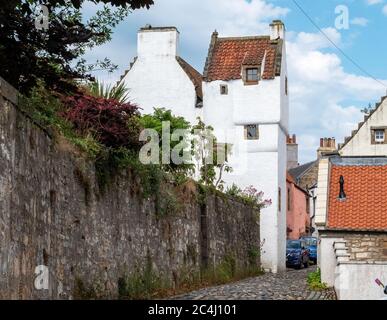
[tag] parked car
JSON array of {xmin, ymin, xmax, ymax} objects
[
  {"xmin": 286, "ymin": 240, "xmax": 310, "ymax": 269},
  {"xmin": 300, "ymin": 236, "xmax": 318, "ymax": 264}
]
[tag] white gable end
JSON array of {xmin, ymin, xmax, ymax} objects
[{"xmin": 340, "ymin": 96, "xmax": 387, "ymax": 156}]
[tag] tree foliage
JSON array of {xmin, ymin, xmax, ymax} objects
[
  {"xmin": 0, "ymin": 0, "xmax": 154, "ymax": 94},
  {"xmin": 87, "ymin": 80, "xmax": 130, "ymax": 103},
  {"xmin": 191, "ymin": 117, "xmax": 232, "ymax": 189},
  {"xmin": 62, "ymin": 94, "xmax": 142, "ymax": 149},
  {"xmin": 139, "ymin": 108, "xmax": 193, "ymax": 174}
]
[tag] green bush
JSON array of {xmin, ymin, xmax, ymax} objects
[
  {"xmin": 118, "ymin": 255, "xmax": 166, "ymax": 300},
  {"xmin": 19, "ymin": 85, "xmax": 103, "ymax": 159},
  {"xmin": 307, "ymin": 268, "xmax": 328, "ymax": 290}
]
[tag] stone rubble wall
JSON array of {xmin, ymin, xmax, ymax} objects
[
  {"xmin": 345, "ymin": 234, "xmax": 387, "ymax": 262},
  {"xmin": 0, "ymin": 77, "xmax": 260, "ymax": 299}
]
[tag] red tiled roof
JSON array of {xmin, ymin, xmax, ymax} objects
[
  {"xmin": 204, "ymin": 36, "xmax": 282, "ymax": 82},
  {"xmin": 327, "ymin": 165, "xmax": 387, "ymax": 231}
]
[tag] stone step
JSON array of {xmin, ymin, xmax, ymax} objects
[
  {"xmin": 333, "ymin": 241, "xmax": 347, "ymax": 249},
  {"xmin": 335, "ymin": 249, "xmax": 349, "ymax": 256},
  {"xmin": 337, "ymin": 256, "xmax": 350, "ymax": 263}
]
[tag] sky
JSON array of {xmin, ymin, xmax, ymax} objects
[{"xmin": 83, "ymin": 0, "xmax": 387, "ymax": 163}]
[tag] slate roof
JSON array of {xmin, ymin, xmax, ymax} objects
[
  {"xmin": 327, "ymin": 157, "xmax": 387, "ymax": 232},
  {"xmin": 288, "ymin": 161, "xmax": 317, "ymax": 182},
  {"xmin": 203, "ymin": 32, "xmax": 283, "ymax": 82}
]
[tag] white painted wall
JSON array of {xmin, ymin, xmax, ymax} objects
[
  {"xmin": 315, "ymin": 159, "xmax": 329, "ymax": 226},
  {"xmin": 335, "ymin": 263, "xmax": 387, "ymax": 300},
  {"xmin": 340, "ymin": 98, "xmax": 387, "ymax": 156},
  {"xmin": 202, "ymin": 47, "xmax": 288, "ymax": 273},
  {"xmin": 122, "ymin": 28, "xmax": 200, "ymax": 121},
  {"xmin": 319, "ymin": 236, "xmax": 342, "ymax": 286}
]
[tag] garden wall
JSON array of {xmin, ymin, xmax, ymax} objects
[{"xmin": 0, "ymin": 77, "xmax": 260, "ymax": 299}]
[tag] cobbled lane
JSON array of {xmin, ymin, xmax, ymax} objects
[{"xmin": 171, "ymin": 266, "xmax": 336, "ymax": 300}]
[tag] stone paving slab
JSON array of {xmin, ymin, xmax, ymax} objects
[{"xmin": 171, "ymin": 266, "xmax": 336, "ymax": 300}]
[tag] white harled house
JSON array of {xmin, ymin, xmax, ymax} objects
[{"xmin": 121, "ymin": 21, "xmax": 289, "ymax": 273}]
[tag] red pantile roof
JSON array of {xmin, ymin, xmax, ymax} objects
[
  {"xmin": 327, "ymin": 164, "xmax": 387, "ymax": 231},
  {"xmin": 203, "ymin": 34, "xmax": 283, "ymax": 82}
]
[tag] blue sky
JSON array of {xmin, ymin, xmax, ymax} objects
[
  {"xmin": 283, "ymin": 0, "xmax": 387, "ymax": 79},
  {"xmin": 84, "ymin": 0, "xmax": 387, "ymax": 163}
]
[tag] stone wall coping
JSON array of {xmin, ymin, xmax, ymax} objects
[
  {"xmin": 338, "ymin": 260, "xmax": 387, "ymax": 266},
  {"xmin": 0, "ymin": 76, "xmax": 18, "ymax": 105}
]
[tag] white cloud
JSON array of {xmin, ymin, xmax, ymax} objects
[
  {"xmin": 366, "ymin": 0, "xmax": 383, "ymax": 5},
  {"xmin": 383, "ymin": 4, "xmax": 387, "ymax": 15},
  {"xmin": 82, "ymin": 0, "xmax": 387, "ymax": 163},
  {"xmin": 291, "ymin": 27, "xmax": 341, "ymax": 51},
  {"xmin": 350, "ymin": 17, "xmax": 369, "ymax": 26}
]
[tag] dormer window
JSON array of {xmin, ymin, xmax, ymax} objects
[
  {"xmin": 246, "ymin": 68, "xmax": 259, "ymax": 82},
  {"xmin": 242, "ymin": 66, "xmax": 261, "ymax": 85}
]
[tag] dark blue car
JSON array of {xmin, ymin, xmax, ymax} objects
[
  {"xmin": 286, "ymin": 240, "xmax": 309, "ymax": 269},
  {"xmin": 300, "ymin": 236, "xmax": 318, "ymax": 264}
]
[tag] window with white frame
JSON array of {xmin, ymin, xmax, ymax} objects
[{"xmin": 374, "ymin": 129, "xmax": 385, "ymax": 143}]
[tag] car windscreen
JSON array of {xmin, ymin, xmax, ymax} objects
[
  {"xmin": 287, "ymin": 241, "xmax": 301, "ymax": 249},
  {"xmin": 303, "ymin": 238, "xmax": 317, "ymax": 246}
]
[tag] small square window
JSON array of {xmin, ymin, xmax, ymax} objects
[
  {"xmin": 246, "ymin": 68, "xmax": 259, "ymax": 82},
  {"xmin": 245, "ymin": 124, "xmax": 259, "ymax": 140},
  {"xmin": 220, "ymin": 84, "xmax": 228, "ymax": 95},
  {"xmin": 375, "ymin": 130, "xmax": 385, "ymax": 143}
]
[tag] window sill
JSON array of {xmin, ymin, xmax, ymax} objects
[{"xmin": 243, "ymin": 81, "xmax": 259, "ymax": 86}]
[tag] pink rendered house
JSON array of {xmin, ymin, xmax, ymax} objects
[{"xmin": 286, "ymin": 173, "xmax": 310, "ymax": 240}]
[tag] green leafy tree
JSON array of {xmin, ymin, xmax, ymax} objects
[
  {"xmin": 139, "ymin": 108, "xmax": 194, "ymax": 175},
  {"xmin": 0, "ymin": 0, "xmax": 154, "ymax": 94},
  {"xmin": 191, "ymin": 117, "xmax": 232, "ymax": 189}
]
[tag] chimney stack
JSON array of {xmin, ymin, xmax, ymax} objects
[
  {"xmin": 270, "ymin": 20, "xmax": 285, "ymax": 40},
  {"xmin": 138, "ymin": 26, "xmax": 179, "ymax": 59},
  {"xmin": 317, "ymin": 137, "xmax": 337, "ymax": 158},
  {"xmin": 287, "ymin": 134, "xmax": 298, "ymax": 169}
]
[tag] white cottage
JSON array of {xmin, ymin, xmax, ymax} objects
[
  {"xmin": 120, "ymin": 26, "xmax": 203, "ymax": 121},
  {"xmin": 122, "ymin": 21, "xmax": 289, "ymax": 273}
]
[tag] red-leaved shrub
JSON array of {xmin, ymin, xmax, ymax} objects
[{"xmin": 63, "ymin": 95, "xmax": 142, "ymax": 149}]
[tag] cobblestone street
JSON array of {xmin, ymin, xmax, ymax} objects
[{"xmin": 172, "ymin": 266, "xmax": 336, "ymax": 300}]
